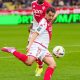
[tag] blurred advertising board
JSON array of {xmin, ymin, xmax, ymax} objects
[{"xmin": 0, "ymin": 7, "xmax": 80, "ymax": 24}]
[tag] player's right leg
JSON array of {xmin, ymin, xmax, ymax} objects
[
  {"xmin": 43, "ymin": 53, "xmax": 56, "ymax": 80},
  {"xmin": 1, "ymin": 47, "xmax": 36, "ymax": 66}
]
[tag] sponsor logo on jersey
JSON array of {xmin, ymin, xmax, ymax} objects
[{"xmin": 33, "ymin": 9, "xmax": 43, "ymax": 14}]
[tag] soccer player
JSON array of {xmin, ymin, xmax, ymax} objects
[
  {"xmin": 28, "ymin": 0, "xmax": 52, "ymax": 76},
  {"xmin": 1, "ymin": 7, "xmax": 57, "ymax": 80}
]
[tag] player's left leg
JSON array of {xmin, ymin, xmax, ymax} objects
[
  {"xmin": 43, "ymin": 54, "xmax": 56, "ymax": 80},
  {"xmin": 1, "ymin": 47, "xmax": 36, "ymax": 66}
]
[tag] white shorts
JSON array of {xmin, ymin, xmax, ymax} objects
[{"xmin": 27, "ymin": 42, "xmax": 52, "ymax": 61}]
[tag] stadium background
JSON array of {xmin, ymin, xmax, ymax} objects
[{"xmin": 0, "ymin": 0, "xmax": 80, "ymax": 80}]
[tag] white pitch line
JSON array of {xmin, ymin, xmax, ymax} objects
[
  {"xmin": 66, "ymin": 51, "xmax": 80, "ymax": 53},
  {"xmin": 64, "ymin": 45, "xmax": 80, "ymax": 47}
]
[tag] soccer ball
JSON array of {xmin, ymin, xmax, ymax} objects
[{"xmin": 53, "ymin": 46, "xmax": 65, "ymax": 58}]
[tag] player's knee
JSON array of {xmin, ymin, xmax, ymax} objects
[
  {"xmin": 50, "ymin": 64, "xmax": 56, "ymax": 69},
  {"xmin": 53, "ymin": 60, "xmax": 56, "ymax": 68},
  {"xmin": 53, "ymin": 63, "xmax": 56, "ymax": 68},
  {"xmin": 49, "ymin": 62, "xmax": 56, "ymax": 68},
  {"xmin": 27, "ymin": 63, "xmax": 32, "ymax": 66},
  {"xmin": 25, "ymin": 62, "xmax": 33, "ymax": 66}
]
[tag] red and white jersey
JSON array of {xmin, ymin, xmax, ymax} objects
[
  {"xmin": 31, "ymin": 0, "xmax": 51, "ymax": 30},
  {"xmin": 34, "ymin": 18, "xmax": 52, "ymax": 48}
]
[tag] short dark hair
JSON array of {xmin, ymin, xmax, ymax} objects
[{"xmin": 46, "ymin": 7, "xmax": 56, "ymax": 14}]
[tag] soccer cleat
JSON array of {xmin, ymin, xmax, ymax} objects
[
  {"xmin": 1, "ymin": 47, "xmax": 16, "ymax": 53},
  {"xmin": 35, "ymin": 64, "xmax": 43, "ymax": 77}
]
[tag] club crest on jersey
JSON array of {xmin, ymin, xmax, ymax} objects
[{"xmin": 42, "ymin": 6, "xmax": 45, "ymax": 10}]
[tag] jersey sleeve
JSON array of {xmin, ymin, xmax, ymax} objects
[{"xmin": 35, "ymin": 19, "xmax": 47, "ymax": 34}]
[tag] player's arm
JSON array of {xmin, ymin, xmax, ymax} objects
[
  {"xmin": 26, "ymin": 32, "xmax": 39, "ymax": 51},
  {"xmin": 53, "ymin": 11, "xmax": 59, "ymax": 21},
  {"xmin": 26, "ymin": 19, "xmax": 47, "ymax": 52}
]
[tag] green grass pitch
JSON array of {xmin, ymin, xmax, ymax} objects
[{"xmin": 0, "ymin": 23, "xmax": 80, "ymax": 80}]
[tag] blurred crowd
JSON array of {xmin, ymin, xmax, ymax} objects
[
  {"xmin": 0, "ymin": 0, "xmax": 80, "ymax": 10},
  {"xmin": 51, "ymin": 0, "xmax": 80, "ymax": 7},
  {"xmin": 0, "ymin": 0, "xmax": 35, "ymax": 10}
]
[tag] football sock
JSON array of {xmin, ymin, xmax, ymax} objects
[
  {"xmin": 13, "ymin": 51, "xmax": 28, "ymax": 63},
  {"xmin": 44, "ymin": 67, "xmax": 54, "ymax": 80},
  {"xmin": 36, "ymin": 59, "xmax": 43, "ymax": 68}
]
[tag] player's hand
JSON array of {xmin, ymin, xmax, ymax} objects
[
  {"xmin": 28, "ymin": 24, "xmax": 33, "ymax": 32},
  {"xmin": 53, "ymin": 11, "xmax": 59, "ymax": 21},
  {"xmin": 26, "ymin": 48, "xmax": 29, "ymax": 52},
  {"xmin": 26, "ymin": 45, "xmax": 30, "ymax": 52}
]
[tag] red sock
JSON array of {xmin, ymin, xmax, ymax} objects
[
  {"xmin": 13, "ymin": 51, "xmax": 28, "ymax": 63},
  {"xmin": 36, "ymin": 59, "xmax": 43, "ymax": 68},
  {"xmin": 44, "ymin": 67, "xmax": 54, "ymax": 80}
]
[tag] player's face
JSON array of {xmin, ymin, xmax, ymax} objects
[
  {"xmin": 37, "ymin": 0, "xmax": 44, "ymax": 4},
  {"xmin": 45, "ymin": 11, "xmax": 55, "ymax": 22}
]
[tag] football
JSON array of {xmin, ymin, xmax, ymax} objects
[{"xmin": 53, "ymin": 46, "xmax": 65, "ymax": 58}]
